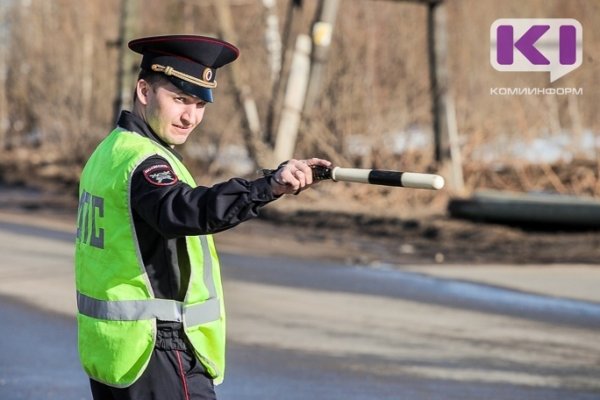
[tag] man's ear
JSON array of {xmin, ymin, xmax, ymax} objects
[{"xmin": 136, "ymin": 80, "xmax": 151, "ymax": 105}]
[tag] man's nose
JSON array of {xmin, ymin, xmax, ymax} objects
[{"xmin": 181, "ymin": 106, "xmax": 195, "ymax": 125}]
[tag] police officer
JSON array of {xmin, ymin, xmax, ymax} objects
[{"xmin": 75, "ymin": 35, "xmax": 331, "ymax": 400}]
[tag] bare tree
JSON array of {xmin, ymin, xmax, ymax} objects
[{"xmin": 1, "ymin": 0, "xmax": 599, "ymax": 212}]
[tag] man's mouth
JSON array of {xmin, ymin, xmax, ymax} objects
[{"xmin": 173, "ymin": 124, "xmax": 192, "ymax": 132}]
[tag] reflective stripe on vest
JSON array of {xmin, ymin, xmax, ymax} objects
[
  {"xmin": 77, "ymin": 232, "xmax": 219, "ymax": 326},
  {"xmin": 77, "ymin": 292, "xmax": 220, "ymax": 326}
]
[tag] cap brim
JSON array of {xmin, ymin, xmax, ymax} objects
[{"xmin": 168, "ymin": 76, "xmax": 213, "ymax": 103}]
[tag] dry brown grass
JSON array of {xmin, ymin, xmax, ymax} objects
[{"xmin": 1, "ymin": 0, "xmax": 598, "ymax": 216}]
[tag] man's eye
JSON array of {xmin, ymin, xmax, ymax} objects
[{"xmin": 175, "ymin": 97, "xmax": 185, "ymax": 102}]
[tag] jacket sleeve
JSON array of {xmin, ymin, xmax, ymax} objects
[{"xmin": 130, "ymin": 155, "xmax": 279, "ymax": 237}]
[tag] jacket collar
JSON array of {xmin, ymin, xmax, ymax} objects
[{"xmin": 116, "ymin": 110, "xmax": 183, "ymax": 160}]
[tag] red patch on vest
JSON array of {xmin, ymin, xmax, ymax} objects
[{"xmin": 143, "ymin": 164, "xmax": 179, "ymax": 186}]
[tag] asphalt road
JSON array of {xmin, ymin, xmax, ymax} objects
[{"xmin": 0, "ymin": 218, "xmax": 599, "ymax": 399}]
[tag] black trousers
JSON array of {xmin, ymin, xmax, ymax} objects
[{"xmin": 89, "ymin": 324, "xmax": 216, "ymax": 400}]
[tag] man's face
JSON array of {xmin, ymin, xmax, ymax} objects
[{"xmin": 137, "ymin": 79, "xmax": 207, "ymax": 146}]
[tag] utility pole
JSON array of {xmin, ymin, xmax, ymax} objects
[
  {"xmin": 0, "ymin": 2, "xmax": 7, "ymax": 149},
  {"xmin": 427, "ymin": 0, "xmax": 464, "ymax": 192},
  {"xmin": 427, "ymin": 0, "xmax": 449, "ymax": 164},
  {"xmin": 114, "ymin": 0, "xmax": 137, "ymax": 124},
  {"xmin": 303, "ymin": 0, "xmax": 340, "ymax": 113},
  {"xmin": 274, "ymin": 34, "xmax": 312, "ymax": 162},
  {"xmin": 265, "ymin": 0, "xmax": 303, "ymax": 146}
]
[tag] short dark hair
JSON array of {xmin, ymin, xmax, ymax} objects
[{"xmin": 132, "ymin": 69, "xmax": 168, "ymax": 102}]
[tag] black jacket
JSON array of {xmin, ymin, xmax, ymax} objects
[{"xmin": 117, "ymin": 111, "xmax": 278, "ymax": 302}]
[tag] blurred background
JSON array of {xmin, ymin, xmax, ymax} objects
[
  {"xmin": 1, "ymin": 2, "xmax": 600, "ymax": 399},
  {"xmin": 1, "ymin": 0, "xmax": 598, "ymax": 218}
]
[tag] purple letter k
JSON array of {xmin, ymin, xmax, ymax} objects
[{"xmin": 497, "ymin": 25, "xmax": 550, "ymax": 65}]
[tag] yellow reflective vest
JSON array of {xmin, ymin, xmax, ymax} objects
[{"xmin": 75, "ymin": 128, "xmax": 226, "ymax": 387}]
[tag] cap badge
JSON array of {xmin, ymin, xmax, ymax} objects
[{"xmin": 203, "ymin": 68, "xmax": 213, "ymax": 82}]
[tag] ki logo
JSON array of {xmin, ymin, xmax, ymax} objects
[{"xmin": 490, "ymin": 19, "xmax": 582, "ymax": 83}]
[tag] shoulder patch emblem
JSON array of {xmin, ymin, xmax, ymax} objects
[{"xmin": 143, "ymin": 164, "xmax": 179, "ymax": 186}]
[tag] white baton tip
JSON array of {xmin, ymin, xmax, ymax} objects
[
  {"xmin": 432, "ymin": 175, "xmax": 445, "ymax": 190},
  {"xmin": 401, "ymin": 172, "xmax": 445, "ymax": 189}
]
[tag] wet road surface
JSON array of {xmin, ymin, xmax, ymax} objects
[
  {"xmin": 0, "ymin": 219, "xmax": 599, "ymax": 399},
  {"xmin": 2, "ymin": 296, "xmax": 599, "ymax": 400}
]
